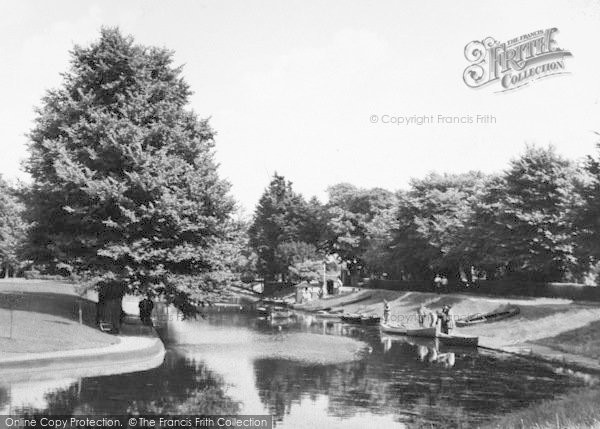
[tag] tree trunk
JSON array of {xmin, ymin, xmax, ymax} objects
[{"xmin": 96, "ymin": 283, "xmax": 125, "ymax": 333}]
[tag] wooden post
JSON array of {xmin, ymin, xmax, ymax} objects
[
  {"xmin": 78, "ymin": 300, "xmax": 83, "ymax": 324},
  {"xmin": 9, "ymin": 305, "xmax": 13, "ymax": 339},
  {"xmin": 322, "ymin": 262, "xmax": 327, "ymax": 296}
]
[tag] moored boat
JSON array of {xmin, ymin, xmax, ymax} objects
[
  {"xmin": 314, "ymin": 309, "xmax": 343, "ymax": 319},
  {"xmin": 405, "ymin": 326, "xmax": 438, "ymax": 338},
  {"xmin": 380, "ymin": 322, "xmax": 479, "ymax": 346},
  {"xmin": 340, "ymin": 313, "xmax": 381, "ymax": 325},
  {"xmin": 437, "ymin": 333, "xmax": 479, "ymax": 347},
  {"xmin": 360, "ymin": 315, "xmax": 381, "ymax": 325},
  {"xmin": 380, "ymin": 322, "xmax": 407, "ymax": 335},
  {"xmin": 256, "ymin": 306, "xmax": 270, "ymax": 316},
  {"xmin": 456, "ymin": 304, "xmax": 520, "ymax": 327},
  {"xmin": 269, "ymin": 308, "xmax": 294, "ymax": 319},
  {"xmin": 339, "ymin": 313, "xmax": 362, "ymax": 324}
]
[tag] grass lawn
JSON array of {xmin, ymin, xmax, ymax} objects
[
  {"xmin": 485, "ymin": 387, "xmax": 600, "ymax": 429},
  {"xmin": 535, "ymin": 320, "xmax": 600, "ymax": 361},
  {"xmin": 0, "ymin": 279, "xmax": 117, "ymax": 355}
]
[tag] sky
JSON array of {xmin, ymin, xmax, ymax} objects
[{"xmin": 0, "ymin": 0, "xmax": 599, "ymax": 212}]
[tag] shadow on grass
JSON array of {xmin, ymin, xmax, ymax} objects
[
  {"xmin": 0, "ymin": 291, "xmax": 98, "ymax": 328},
  {"xmin": 535, "ymin": 320, "xmax": 600, "ymax": 360}
]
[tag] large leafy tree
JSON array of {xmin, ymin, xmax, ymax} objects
[
  {"xmin": 25, "ymin": 28, "xmax": 234, "ymax": 313},
  {"xmin": 469, "ymin": 146, "xmax": 579, "ymax": 281},
  {"xmin": 574, "ymin": 137, "xmax": 600, "ymax": 269},
  {"xmin": 324, "ymin": 183, "xmax": 396, "ymax": 277},
  {"xmin": 275, "ymin": 241, "xmax": 322, "ymax": 283},
  {"xmin": 385, "ymin": 172, "xmax": 489, "ymax": 281},
  {"xmin": 248, "ymin": 174, "xmax": 323, "ymax": 281},
  {"xmin": 0, "ymin": 178, "xmax": 28, "ymax": 277}
]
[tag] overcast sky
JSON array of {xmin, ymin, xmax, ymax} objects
[{"xmin": 1, "ymin": 0, "xmax": 599, "ymax": 212}]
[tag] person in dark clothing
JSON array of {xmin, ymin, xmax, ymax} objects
[
  {"xmin": 138, "ymin": 297, "xmax": 154, "ymax": 326},
  {"xmin": 439, "ymin": 305, "xmax": 454, "ymax": 334}
]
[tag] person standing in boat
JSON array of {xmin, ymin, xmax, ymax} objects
[
  {"xmin": 447, "ymin": 305, "xmax": 456, "ymax": 333},
  {"xmin": 418, "ymin": 304, "xmax": 436, "ymax": 327},
  {"xmin": 418, "ymin": 304, "xmax": 427, "ymax": 327},
  {"xmin": 383, "ymin": 300, "xmax": 391, "ymax": 324},
  {"xmin": 440, "ymin": 305, "xmax": 455, "ymax": 334}
]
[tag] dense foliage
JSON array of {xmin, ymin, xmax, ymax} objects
[
  {"xmin": 25, "ymin": 28, "xmax": 235, "ymax": 313},
  {"xmin": 248, "ymin": 174, "xmax": 325, "ymax": 281},
  {"xmin": 250, "ymin": 145, "xmax": 597, "ymax": 285},
  {"xmin": 0, "ymin": 177, "xmax": 28, "ymax": 277}
]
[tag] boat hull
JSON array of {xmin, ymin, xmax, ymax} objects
[
  {"xmin": 456, "ymin": 305, "xmax": 520, "ymax": 327},
  {"xmin": 380, "ymin": 323, "xmax": 407, "ymax": 335},
  {"xmin": 314, "ymin": 310, "xmax": 343, "ymax": 319},
  {"xmin": 380, "ymin": 324, "xmax": 479, "ymax": 347},
  {"xmin": 270, "ymin": 311, "xmax": 294, "ymax": 319},
  {"xmin": 340, "ymin": 314, "xmax": 381, "ymax": 325},
  {"xmin": 405, "ymin": 326, "xmax": 438, "ymax": 338},
  {"xmin": 437, "ymin": 333, "xmax": 479, "ymax": 347}
]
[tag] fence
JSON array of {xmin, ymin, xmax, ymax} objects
[{"xmin": 366, "ymin": 279, "xmax": 600, "ymax": 301}]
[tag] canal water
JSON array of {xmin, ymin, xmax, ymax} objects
[{"xmin": 0, "ymin": 310, "xmax": 586, "ymax": 428}]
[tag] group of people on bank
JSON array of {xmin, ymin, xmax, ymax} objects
[
  {"xmin": 418, "ymin": 303, "xmax": 455, "ymax": 334},
  {"xmin": 382, "ymin": 300, "xmax": 456, "ymax": 334},
  {"xmin": 433, "ymin": 274, "xmax": 449, "ymax": 293}
]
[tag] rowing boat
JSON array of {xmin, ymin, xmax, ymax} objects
[
  {"xmin": 380, "ymin": 323, "xmax": 479, "ymax": 347},
  {"xmin": 380, "ymin": 323, "xmax": 437, "ymax": 337},
  {"xmin": 340, "ymin": 314, "xmax": 381, "ymax": 325},
  {"xmin": 270, "ymin": 309, "xmax": 294, "ymax": 319},
  {"xmin": 360, "ymin": 315, "xmax": 382, "ymax": 325},
  {"xmin": 437, "ymin": 332, "xmax": 479, "ymax": 347},
  {"xmin": 405, "ymin": 326, "xmax": 438, "ymax": 338},
  {"xmin": 314, "ymin": 309, "xmax": 343, "ymax": 319},
  {"xmin": 456, "ymin": 304, "xmax": 520, "ymax": 327},
  {"xmin": 380, "ymin": 322, "xmax": 407, "ymax": 335}
]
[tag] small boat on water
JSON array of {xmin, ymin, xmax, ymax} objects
[
  {"xmin": 269, "ymin": 307, "xmax": 295, "ymax": 319},
  {"xmin": 360, "ymin": 315, "xmax": 382, "ymax": 325},
  {"xmin": 340, "ymin": 313, "xmax": 381, "ymax": 325},
  {"xmin": 437, "ymin": 332, "xmax": 479, "ymax": 347},
  {"xmin": 380, "ymin": 322, "xmax": 407, "ymax": 335},
  {"xmin": 340, "ymin": 313, "xmax": 362, "ymax": 324},
  {"xmin": 380, "ymin": 322, "xmax": 479, "ymax": 347},
  {"xmin": 456, "ymin": 304, "xmax": 520, "ymax": 327},
  {"xmin": 270, "ymin": 310, "xmax": 294, "ymax": 319},
  {"xmin": 256, "ymin": 306, "xmax": 270, "ymax": 316},
  {"xmin": 314, "ymin": 309, "xmax": 343, "ymax": 319},
  {"xmin": 405, "ymin": 326, "xmax": 438, "ymax": 338}
]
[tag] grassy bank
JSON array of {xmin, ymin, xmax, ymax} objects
[
  {"xmin": 535, "ymin": 320, "xmax": 600, "ymax": 361},
  {"xmin": 309, "ymin": 289, "xmax": 600, "ymax": 351},
  {"xmin": 484, "ymin": 387, "xmax": 600, "ymax": 429},
  {"xmin": 0, "ymin": 279, "xmax": 117, "ymax": 356}
]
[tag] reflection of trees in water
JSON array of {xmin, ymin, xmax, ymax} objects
[
  {"xmin": 12, "ymin": 350, "xmax": 240, "ymax": 416},
  {"xmin": 253, "ymin": 342, "xmax": 584, "ymax": 428},
  {"xmin": 253, "ymin": 359, "xmax": 363, "ymax": 421}
]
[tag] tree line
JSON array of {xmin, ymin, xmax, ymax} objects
[
  {"xmin": 247, "ymin": 145, "xmax": 600, "ymax": 286},
  {"xmin": 0, "ymin": 28, "xmax": 599, "ymax": 317}
]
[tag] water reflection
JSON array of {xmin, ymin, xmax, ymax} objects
[
  {"xmin": 0, "ymin": 311, "xmax": 586, "ymax": 428},
  {"xmin": 1, "ymin": 351, "xmax": 240, "ymax": 416}
]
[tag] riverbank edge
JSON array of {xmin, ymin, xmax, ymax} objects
[
  {"xmin": 479, "ymin": 344, "xmax": 600, "ymax": 377},
  {"xmin": 0, "ymin": 333, "xmax": 166, "ymax": 369},
  {"xmin": 290, "ymin": 288, "xmax": 600, "ymax": 374}
]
